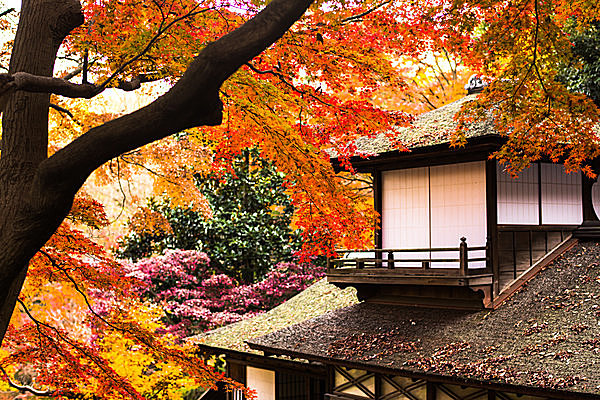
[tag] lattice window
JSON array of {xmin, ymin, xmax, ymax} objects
[
  {"xmin": 333, "ymin": 367, "xmax": 376, "ymax": 399},
  {"xmin": 435, "ymin": 383, "xmax": 488, "ymax": 400},
  {"xmin": 380, "ymin": 375, "xmax": 427, "ymax": 400}
]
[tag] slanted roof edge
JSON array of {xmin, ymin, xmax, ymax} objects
[{"xmin": 246, "ymin": 341, "xmax": 598, "ymax": 400}]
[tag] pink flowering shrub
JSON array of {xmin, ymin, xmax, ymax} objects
[{"xmin": 127, "ymin": 250, "xmax": 324, "ymax": 336}]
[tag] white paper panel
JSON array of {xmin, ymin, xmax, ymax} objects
[
  {"xmin": 497, "ymin": 163, "xmax": 539, "ymax": 225},
  {"xmin": 592, "ymin": 182, "xmax": 600, "ymax": 219},
  {"xmin": 246, "ymin": 367, "xmax": 275, "ymax": 400},
  {"xmin": 382, "ymin": 168, "xmax": 430, "ymax": 266},
  {"xmin": 430, "ymin": 162, "xmax": 487, "ymax": 268},
  {"xmin": 541, "ymin": 164, "xmax": 582, "ymax": 225}
]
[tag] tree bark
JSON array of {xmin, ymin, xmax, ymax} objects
[
  {"xmin": 0, "ymin": 0, "xmax": 83, "ymax": 343},
  {"xmin": 0, "ymin": 0, "xmax": 314, "ymax": 345}
]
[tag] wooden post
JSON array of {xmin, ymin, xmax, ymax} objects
[
  {"xmin": 387, "ymin": 251, "xmax": 395, "ymax": 269},
  {"xmin": 485, "ymin": 237, "xmax": 491, "ymax": 273},
  {"xmin": 459, "ymin": 237, "xmax": 468, "ymax": 276},
  {"xmin": 486, "ymin": 159, "xmax": 500, "ymax": 297},
  {"xmin": 375, "ymin": 249, "xmax": 382, "ymax": 268},
  {"xmin": 356, "ymin": 259, "xmax": 364, "ymax": 269},
  {"xmin": 574, "ymin": 161, "xmax": 600, "ymax": 239},
  {"xmin": 426, "ymin": 382, "xmax": 436, "ymax": 400}
]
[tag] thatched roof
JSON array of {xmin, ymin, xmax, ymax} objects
[
  {"xmin": 249, "ymin": 241, "xmax": 600, "ymax": 396},
  {"xmin": 190, "ymin": 279, "xmax": 359, "ymax": 354},
  {"xmin": 352, "ymin": 94, "xmax": 496, "ymax": 156}
]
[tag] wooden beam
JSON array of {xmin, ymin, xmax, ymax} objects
[
  {"xmin": 486, "ymin": 159, "xmax": 499, "ymax": 297},
  {"xmin": 373, "ymin": 169, "xmax": 383, "ymax": 250},
  {"xmin": 331, "ymin": 136, "xmax": 505, "ymax": 173}
]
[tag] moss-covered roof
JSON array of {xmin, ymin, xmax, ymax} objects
[
  {"xmin": 353, "ymin": 94, "xmax": 496, "ymax": 156},
  {"xmin": 190, "ymin": 279, "xmax": 359, "ymax": 354},
  {"xmin": 249, "ymin": 242, "xmax": 600, "ymax": 396}
]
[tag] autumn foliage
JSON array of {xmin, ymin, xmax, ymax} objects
[
  {"xmin": 1, "ymin": 196, "xmax": 245, "ymax": 399},
  {"xmin": 2, "ymin": 0, "xmax": 600, "ymax": 396}
]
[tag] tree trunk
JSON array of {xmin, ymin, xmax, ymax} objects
[
  {"xmin": 0, "ymin": 0, "xmax": 84, "ymax": 343},
  {"xmin": 0, "ymin": 0, "xmax": 314, "ymax": 347}
]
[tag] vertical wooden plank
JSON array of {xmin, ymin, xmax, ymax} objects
[
  {"xmin": 373, "ymin": 169, "xmax": 383, "ymax": 250},
  {"xmin": 387, "ymin": 251, "xmax": 395, "ymax": 269},
  {"xmin": 581, "ymin": 171, "xmax": 599, "ymax": 222},
  {"xmin": 275, "ymin": 370, "xmax": 280, "ymax": 400},
  {"xmin": 538, "ymin": 162, "xmax": 543, "ymax": 226},
  {"xmin": 374, "ymin": 374, "xmax": 381, "ymax": 400},
  {"xmin": 327, "ymin": 366, "xmax": 335, "ymax": 396},
  {"xmin": 486, "ymin": 159, "xmax": 499, "ymax": 295},
  {"xmin": 426, "ymin": 381, "xmax": 436, "ymax": 400}
]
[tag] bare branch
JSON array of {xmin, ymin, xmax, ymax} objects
[
  {"xmin": 341, "ymin": 0, "xmax": 391, "ymax": 23},
  {"xmin": 2, "ymin": 72, "xmax": 98, "ymax": 98},
  {"xmin": 0, "ymin": 72, "xmax": 160, "ymax": 106},
  {"xmin": 245, "ymin": 61, "xmax": 305, "ymax": 94},
  {"xmin": 61, "ymin": 65, "xmax": 83, "ymax": 81},
  {"xmin": 0, "ymin": 8, "xmax": 14, "ymax": 18},
  {"xmin": 49, "ymin": 103, "xmax": 75, "ymax": 119}
]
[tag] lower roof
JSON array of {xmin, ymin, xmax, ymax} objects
[
  {"xmin": 249, "ymin": 241, "xmax": 600, "ymax": 397},
  {"xmin": 190, "ymin": 279, "xmax": 359, "ymax": 354}
]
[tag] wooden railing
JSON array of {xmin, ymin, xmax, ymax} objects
[{"xmin": 327, "ymin": 237, "xmax": 490, "ymax": 276}]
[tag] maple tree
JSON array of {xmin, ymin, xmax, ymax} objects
[
  {"xmin": 0, "ymin": 0, "xmax": 406, "ymax": 348},
  {"xmin": 0, "ymin": 0, "xmax": 407, "ymax": 394},
  {"xmin": 0, "ymin": 0, "xmax": 599, "ymax": 395},
  {"xmin": 1, "ymin": 196, "xmax": 241, "ymax": 398}
]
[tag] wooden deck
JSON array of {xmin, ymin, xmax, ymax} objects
[
  {"xmin": 326, "ymin": 231, "xmax": 575, "ymax": 309},
  {"xmin": 327, "ymin": 239, "xmax": 490, "ymax": 287}
]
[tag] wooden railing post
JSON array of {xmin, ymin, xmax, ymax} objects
[
  {"xmin": 356, "ymin": 259, "xmax": 364, "ymax": 269},
  {"xmin": 485, "ymin": 237, "xmax": 491, "ymax": 272},
  {"xmin": 459, "ymin": 237, "xmax": 468, "ymax": 276},
  {"xmin": 387, "ymin": 251, "xmax": 395, "ymax": 269},
  {"xmin": 375, "ymin": 249, "xmax": 382, "ymax": 268}
]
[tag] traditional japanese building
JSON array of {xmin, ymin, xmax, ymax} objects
[{"xmin": 196, "ymin": 87, "xmax": 600, "ymax": 400}]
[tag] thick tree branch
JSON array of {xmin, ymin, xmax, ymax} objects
[
  {"xmin": 0, "ymin": 72, "xmax": 158, "ymax": 105},
  {"xmin": 38, "ymin": 0, "xmax": 315, "ymax": 198}
]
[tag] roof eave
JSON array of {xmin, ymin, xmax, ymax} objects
[
  {"xmin": 331, "ymin": 134, "xmax": 506, "ymax": 173},
  {"xmin": 246, "ymin": 340, "xmax": 598, "ymax": 400}
]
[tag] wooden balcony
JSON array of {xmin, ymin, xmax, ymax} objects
[{"xmin": 327, "ymin": 238, "xmax": 493, "ymax": 289}]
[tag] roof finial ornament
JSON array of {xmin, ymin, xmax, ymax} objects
[{"xmin": 464, "ymin": 74, "xmax": 487, "ymax": 94}]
